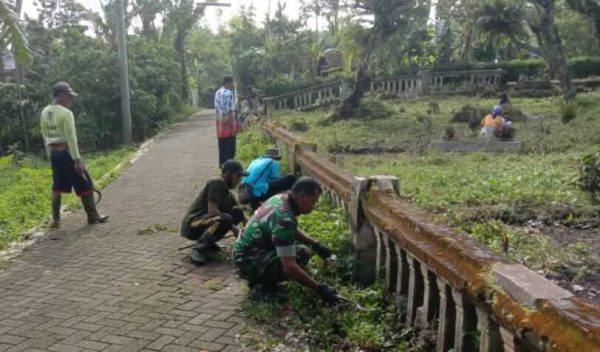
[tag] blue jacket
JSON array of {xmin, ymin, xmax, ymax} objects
[{"xmin": 243, "ymin": 157, "xmax": 280, "ymax": 197}]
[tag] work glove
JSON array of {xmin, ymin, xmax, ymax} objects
[
  {"xmin": 316, "ymin": 283, "xmax": 339, "ymax": 304},
  {"xmin": 312, "ymin": 242, "xmax": 332, "ymax": 259}
]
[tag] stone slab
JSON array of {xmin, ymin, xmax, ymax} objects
[{"xmin": 493, "ymin": 264, "xmax": 573, "ymax": 309}]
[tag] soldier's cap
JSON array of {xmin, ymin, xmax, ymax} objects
[
  {"xmin": 52, "ymin": 82, "xmax": 78, "ymax": 97},
  {"xmin": 222, "ymin": 160, "xmax": 249, "ymax": 176}
]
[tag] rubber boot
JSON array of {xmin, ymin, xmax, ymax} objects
[
  {"xmin": 51, "ymin": 192, "xmax": 61, "ymax": 229},
  {"xmin": 81, "ymin": 194, "xmax": 109, "ymax": 224}
]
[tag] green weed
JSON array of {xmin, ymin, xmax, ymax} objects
[{"xmin": 0, "ymin": 147, "xmax": 135, "ymax": 249}]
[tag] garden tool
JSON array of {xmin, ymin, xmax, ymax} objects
[{"xmin": 81, "ymin": 168, "xmax": 102, "ymax": 205}]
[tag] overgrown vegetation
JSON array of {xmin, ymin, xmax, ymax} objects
[
  {"xmin": 0, "ymin": 148, "xmax": 134, "ymax": 249},
  {"xmin": 241, "ymin": 202, "xmax": 425, "ymax": 351},
  {"xmin": 268, "ymin": 93, "xmax": 600, "ymax": 298},
  {"xmin": 579, "ymin": 148, "xmax": 600, "ymax": 203}
]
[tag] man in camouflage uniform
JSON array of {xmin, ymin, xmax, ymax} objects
[{"xmin": 233, "ymin": 177, "xmax": 339, "ymax": 303}]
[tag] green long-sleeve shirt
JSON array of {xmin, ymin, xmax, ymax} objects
[{"xmin": 40, "ymin": 104, "xmax": 80, "ymax": 159}]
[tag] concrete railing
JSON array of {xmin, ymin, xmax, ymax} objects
[
  {"xmin": 253, "ymin": 117, "xmax": 600, "ymax": 352},
  {"xmin": 263, "ymin": 69, "xmax": 507, "ymax": 112},
  {"xmin": 262, "ymin": 80, "xmax": 348, "ymax": 114}
]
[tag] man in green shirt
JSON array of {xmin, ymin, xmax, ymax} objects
[
  {"xmin": 233, "ymin": 177, "xmax": 339, "ymax": 304},
  {"xmin": 181, "ymin": 160, "xmax": 249, "ymax": 265},
  {"xmin": 40, "ymin": 82, "xmax": 108, "ymax": 228}
]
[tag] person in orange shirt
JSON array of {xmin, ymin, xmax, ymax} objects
[{"xmin": 480, "ymin": 105, "xmax": 505, "ymax": 139}]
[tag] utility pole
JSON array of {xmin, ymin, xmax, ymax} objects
[
  {"xmin": 14, "ymin": 0, "xmax": 29, "ymax": 152},
  {"xmin": 116, "ymin": 0, "xmax": 132, "ymax": 145}
]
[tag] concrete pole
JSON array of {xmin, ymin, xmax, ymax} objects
[{"xmin": 116, "ymin": 0, "xmax": 132, "ymax": 145}]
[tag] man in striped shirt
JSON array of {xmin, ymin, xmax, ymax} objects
[{"xmin": 214, "ymin": 76, "xmax": 239, "ymax": 167}]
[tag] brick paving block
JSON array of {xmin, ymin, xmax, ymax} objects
[
  {"xmin": 215, "ymin": 336, "xmax": 239, "ymax": 346},
  {"xmin": 48, "ymin": 344, "xmax": 82, "ymax": 352},
  {"xmin": 74, "ymin": 323, "xmax": 102, "ymax": 333},
  {"xmin": 0, "ymin": 335, "xmax": 25, "ymax": 345},
  {"xmin": 145, "ymin": 335, "xmax": 175, "ymax": 351},
  {"xmin": 47, "ymin": 326, "xmax": 77, "ymax": 337},
  {"xmin": 152, "ymin": 328, "xmax": 184, "ymax": 338},
  {"xmin": 76, "ymin": 340, "xmax": 108, "ymax": 351},
  {"xmin": 123, "ymin": 331, "xmax": 161, "ymax": 342},
  {"xmin": 173, "ymin": 331, "xmax": 199, "ymax": 347},
  {"xmin": 198, "ymin": 328, "xmax": 226, "ymax": 342},
  {"xmin": 187, "ymin": 314, "xmax": 212, "ymax": 325},
  {"xmin": 100, "ymin": 335, "xmax": 135, "ymax": 346},
  {"xmin": 161, "ymin": 345, "xmax": 199, "ymax": 352},
  {"xmin": 61, "ymin": 331, "xmax": 93, "ymax": 346},
  {"xmin": 203, "ymin": 321, "xmax": 234, "ymax": 330},
  {"xmin": 188, "ymin": 339, "xmax": 226, "ymax": 352},
  {"xmin": 179, "ymin": 324, "xmax": 210, "ymax": 334}
]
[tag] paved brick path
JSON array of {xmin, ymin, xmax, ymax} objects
[{"xmin": 0, "ymin": 112, "xmax": 248, "ymax": 352}]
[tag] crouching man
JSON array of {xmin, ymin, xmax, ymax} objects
[
  {"xmin": 233, "ymin": 177, "xmax": 339, "ymax": 304},
  {"xmin": 181, "ymin": 160, "xmax": 248, "ymax": 265}
]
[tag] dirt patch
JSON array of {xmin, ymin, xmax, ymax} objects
[{"xmin": 542, "ymin": 224, "xmax": 600, "ymax": 305}]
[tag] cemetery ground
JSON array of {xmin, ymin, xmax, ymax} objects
[{"xmin": 263, "ymin": 91, "xmax": 600, "ymax": 305}]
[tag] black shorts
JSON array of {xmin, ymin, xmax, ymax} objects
[{"xmin": 50, "ymin": 150, "xmax": 93, "ymax": 197}]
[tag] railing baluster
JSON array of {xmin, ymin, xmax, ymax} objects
[
  {"xmin": 419, "ymin": 263, "xmax": 439, "ymax": 329},
  {"xmin": 374, "ymin": 227, "xmax": 383, "ymax": 282},
  {"xmin": 476, "ymin": 307, "xmax": 502, "ymax": 352},
  {"xmin": 451, "ymin": 288, "xmax": 478, "ymax": 352},
  {"xmin": 436, "ymin": 278, "xmax": 455, "ymax": 351},
  {"xmin": 499, "ymin": 327, "xmax": 523, "ymax": 352},
  {"xmin": 406, "ymin": 255, "xmax": 424, "ymax": 325},
  {"xmin": 382, "ymin": 232, "xmax": 397, "ymax": 293}
]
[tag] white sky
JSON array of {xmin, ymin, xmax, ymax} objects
[{"xmin": 23, "ymin": 0, "xmax": 321, "ymax": 32}]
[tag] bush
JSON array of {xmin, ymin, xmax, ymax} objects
[{"xmin": 578, "ymin": 149, "xmax": 600, "ymax": 203}]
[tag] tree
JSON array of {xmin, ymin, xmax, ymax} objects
[
  {"xmin": 565, "ymin": 0, "xmax": 600, "ymax": 47},
  {"xmin": 164, "ymin": 0, "xmax": 205, "ymax": 101},
  {"xmin": 478, "ymin": 0, "xmax": 576, "ymax": 100},
  {"xmin": 334, "ymin": 0, "xmax": 432, "ymax": 119}
]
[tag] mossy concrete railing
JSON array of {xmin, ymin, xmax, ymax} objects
[
  {"xmin": 252, "ymin": 116, "xmax": 600, "ymax": 352},
  {"xmin": 263, "ymin": 69, "xmax": 506, "ymax": 113}
]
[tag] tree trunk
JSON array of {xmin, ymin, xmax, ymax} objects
[
  {"xmin": 333, "ymin": 65, "xmax": 371, "ymax": 120},
  {"xmin": 175, "ymin": 32, "xmax": 189, "ymax": 102},
  {"xmin": 461, "ymin": 25, "xmax": 474, "ymax": 63},
  {"xmin": 537, "ymin": 0, "xmax": 576, "ymax": 100}
]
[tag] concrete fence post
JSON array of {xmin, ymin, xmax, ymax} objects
[{"xmin": 350, "ymin": 176, "xmax": 400, "ymax": 285}]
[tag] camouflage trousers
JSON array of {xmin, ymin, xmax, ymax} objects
[{"xmin": 233, "ymin": 245, "xmax": 310, "ymax": 288}]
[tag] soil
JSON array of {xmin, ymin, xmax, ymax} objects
[{"xmin": 541, "ymin": 224, "xmax": 600, "ymax": 305}]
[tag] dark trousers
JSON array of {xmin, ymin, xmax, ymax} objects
[
  {"xmin": 50, "ymin": 150, "xmax": 94, "ymax": 197},
  {"xmin": 234, "ymin": 245, "xmax": 311, "ymax": 288},
  {"xmin": 250, "ymin": 174, "xmax": 297, "ymax": 210},
  {"xmin": 218, "ymin": 137, "xmax": 236, "ymax": 167},
  {"xmin": 184, "ymin": 208, "xmax": 244, "ymax": 243}
]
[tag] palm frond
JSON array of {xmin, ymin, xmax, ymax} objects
[{"xmin": 0, "ymin": 0, "xmax": 32, "ymax": 65}]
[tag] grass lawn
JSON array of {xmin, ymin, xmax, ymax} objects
[
  {"xmin": 265, "ymin": 91, "xmax": 600, "ymax": 299},
  {"xmin": 0, "ymin": 147, "xmax": 135, "ymax": 249}
]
